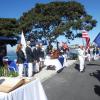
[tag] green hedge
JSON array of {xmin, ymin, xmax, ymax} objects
[{"xmin": 0, "ymin": 66, "xmax": 18, "ymax": 77}]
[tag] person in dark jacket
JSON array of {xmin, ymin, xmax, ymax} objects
[
  {"xmin": 33, "ymin": 44, "xmax": 40, "ymax": 72},
  {"xmin": 25, "ymin": 41, "xmax": 34, "ymax": 77},
  {"xmin": 93, "ymin": 47, "xmax": 96, "ymax": 60},
  {"xmin": 46, "ymin": 43, "xmax": 53, "ymax": 55},
  {"xmin": 33, "ymin": 44, "xmax": 40, "ymax": 62},
  {"xmin": 39, "ymin": 43, "xmax": 45, "ymax": 58},
  {"xmin": 38, "ymin": 43, "xmax": 45, "ymax": 70},
  {"xmin": 16, "ymin": 43, "xmax": 25, "ymax": 77}
]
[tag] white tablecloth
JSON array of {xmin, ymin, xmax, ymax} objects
[
  {"xmin": 44, "ymin": 58, "xmax": 64, "ymax": 71},
  {"xmin": 0, "ymin": 79, "xmax": 47, "ymax": 100}
]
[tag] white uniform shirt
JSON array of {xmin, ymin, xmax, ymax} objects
[{"xmin": 78, "ymin": 48, "xmax": 85, "ymax": 59}]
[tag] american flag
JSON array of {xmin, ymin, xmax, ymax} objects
[
  {"xmin": 86, "ymin": 38, "xmax": 90, "ymax": 49},
  {"xmin": 82, "ymin": 30, "xmax": 90, "ymax": 50},
  {"xmin": 82, "ymin": 30, "xmax": 89, "ymax": 38}
]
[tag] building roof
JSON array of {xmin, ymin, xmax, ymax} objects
[{"xmin": 0, "ymin": 36, "xmax": 17, "ymax": 46}]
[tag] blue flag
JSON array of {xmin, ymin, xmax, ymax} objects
[{"xmin": 94, "ymin": 32, "xmax": 100, "ymax": 47}]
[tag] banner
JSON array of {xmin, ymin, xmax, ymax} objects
[{"xmin": 93, "ymin": 32, "xmax": 100, "ymax": 47}]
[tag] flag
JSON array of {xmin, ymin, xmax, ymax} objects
[
  {"xmin": 86, "ymin": 37, "xmax": 90, "ymax": 49},
  {"xmin": 93, "ymin": 32, "xmax": 100, "ymax": 47},
  {"xmin": 82, "ymin": 30, "xmax": 89, "ymax": 38},
  {"xmin": 21, "ymin": 31, "xmax": 26, "ymax": 55},
  {"xmin": 82, "ymin": 30, "xmax": 90, "ymax": 50}
]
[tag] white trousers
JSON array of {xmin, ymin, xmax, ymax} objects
[
  {"xmin": 34, "ymin": 62, "xmax": 39, "ymax": 72},
  {"xmin": 18, "ymin": 64, "xmax": 24, "ymax": 77},
  {"xmin": 79, "ymin": 56, "xmax": 85, "ymax": 71},
  {"xmin": 87, "ymin": 54, "xmax": 91, "ymax": 62},
  {"xmin": 28, "ymin": 63, "xmax": 33, "ymax": 77}
]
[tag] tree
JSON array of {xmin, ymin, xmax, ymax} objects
[
  {"xmin": 19, "ymin": 1, "xmax": 97, "ymax": 42},
  {"xmin": 0, "ymin": 18, "xmax": 19, "ymax": 37}
]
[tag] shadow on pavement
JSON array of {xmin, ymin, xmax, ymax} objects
[
  {"xmin": 90, "ymin": 70, "xmax": 100, "ymax": 96},
  {"xmin": 74, "ymin": 63, "xmax": 80, "ymax": 71},
  {"xmin": 87, "ymin": 63, "xmax": 100, "ymax": 66},
  {"xmin": 90, "ymin": 70, "xmax": 100, "ymax": 81},
  {"xmin": 94, "ymin": 85, "xmax": 100, "ymax": 96}
]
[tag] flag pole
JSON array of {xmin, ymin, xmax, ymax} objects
[{"xmin": 82, "ymin": 38, "xmax": 85, "ymax": 47}]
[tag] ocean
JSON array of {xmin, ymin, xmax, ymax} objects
[
  {"xmin": 7, "ymin": 51, "xmax": 17, "ymax": 61},
  {"xmin": 6, "ymin": 45, "xmax": 17, "ymax": 61}
]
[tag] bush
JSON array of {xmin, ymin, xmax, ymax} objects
[{"xmin": 0, "ymin": 66, "xmax": 18, "ymax": 77}]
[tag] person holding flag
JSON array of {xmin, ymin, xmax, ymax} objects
[
  {"xmin": 77, "ymin": 45, "xmax": 85, "ymax": 72},
  {"xmin": 16, "ymin": 43, "xmax": 25, "ymax": 77},
  {"xmin": 77, "ymin": 30, "xmax": 90, "ymax": 72},
  {"xmin": 82, "ymin": 30, "xmax": 91, "ymax": 61}
]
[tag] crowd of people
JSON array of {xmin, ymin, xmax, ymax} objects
[
  {"xmin": 16, "ymin": 41, "xmax": 45, "ymax": 78},
  {"xmin": 16, "ymin": 41, "xmax": 70, "ymax": 78},
  {"xmin": 16, "ymin": 40, "xmax": 100, "ymax": 77},
  {"xmin": 0, "ymin": 40, "xmax": 100, "ymax": 77},
  {"xmin": 77, "ymin": 46, "xmax": 100, "ymax": 73}
]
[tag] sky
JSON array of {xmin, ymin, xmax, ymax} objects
[{"xmin": 0, "ymin": 0, "xmax": 100, "ymax": 46}]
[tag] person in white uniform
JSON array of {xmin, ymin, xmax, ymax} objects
[
  {"xmin": 86, "ymin": 49, "xmax": 91, "ymax": 62},
  {"xmin": 77, "ymin": 46, "xmax": 85, "ymax": 72}
]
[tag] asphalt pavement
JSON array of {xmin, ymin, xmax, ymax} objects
[{"xmin": 43, "ymin": 60, "xmax": 100, "ymax": 100}]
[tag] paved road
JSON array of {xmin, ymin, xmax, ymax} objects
[{"xmin": 43, "ymin": 60, "xmax": 100, "ymax": 100}]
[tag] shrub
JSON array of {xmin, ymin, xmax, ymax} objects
[{"xmin": 0, "ymin": 66, "xmax": 18, "ymax": 77}]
